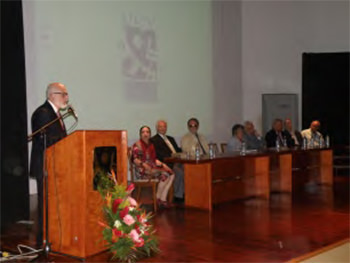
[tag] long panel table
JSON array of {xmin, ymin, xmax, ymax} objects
[
  {"xmin": 291, "ymin": 148, "xmax": 333, "ymax": 186},
  {"xmin": 167, "ymin": 152, "xmax": 270, "ymax": 211},
  {"xmin": 166, "ymin": 148, "xmax": 333, "ymax": 211}
]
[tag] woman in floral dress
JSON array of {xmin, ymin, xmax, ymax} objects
[{"xmin": 132, "ymin": 125, "xmax": 174, "ymax": 208}]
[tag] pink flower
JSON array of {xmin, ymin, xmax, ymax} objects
[
  {"xmin": 135, "ymin": 224, "xmax": 141, "ymax": 234},
  {"xmin": 127, "ymin": 183, "xmax": 135, "ymax": 193},
  {"xmin": 112, "ymin": 198, "xmax": 123, "ymax": 214},
  {"xmin": 129, "ymin": 229, "xmax": 145, "ymax": 247},
  {"xmin": 128, "ymin": 197, "xmax": 137, "ymax": 207},
  {"xmin": 129, "ymin": 229, "xmax": 140, "ymax": 242},
  {"xmin": 123, "ymin": 214, "xmax": 135, "ymax": 226},
  {"xmin": 119, "ymin": 207, "xmax": 129, "ymax": 219},
  {"xmin": 135, "ymin": 237, "xmax": 144, "ymax": 247}
]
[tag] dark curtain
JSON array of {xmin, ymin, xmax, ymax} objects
[
  {"xmin": 1, "ymin": 0, "xmax": 29, "ymax": 230},
  {"xmin": 302, "ymin": 52, "xmax": 350, "ymax": 146}
]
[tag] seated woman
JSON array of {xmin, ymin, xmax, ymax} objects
[
  {"xmin": 132, "ymin": 125, "xmax": 175, "ymax": 208},
  {"xmin": 227, "ymin": 124, "xmax": 245, "ymax": 152}
]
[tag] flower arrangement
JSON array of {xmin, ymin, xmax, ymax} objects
[{"xmin": 97, "ymin": 171, "xmax": 159, "ymax": 262}]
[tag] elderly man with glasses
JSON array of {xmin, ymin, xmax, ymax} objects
[
  {"xmin": 181, "ymin": 117, "xmax": 209, "ymax": 156},
  {"xmin": 151, "ymin": 120, "xmax": 184, "ymax": 203},
  {"xmin": 30, "ymin": 82, "xmax": 69, "ymax": 248}
]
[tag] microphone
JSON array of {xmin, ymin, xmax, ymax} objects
[{"xmin": 67, "ymin": 104, "xmax": 78, "ymax": 120}]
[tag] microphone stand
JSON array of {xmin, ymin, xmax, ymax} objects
[
  {"xmin": 27, "ymin": 110, "xmax": 72, "ymax": 142},
  {"xmin": 27, "ymin": 109, "xmax": 74, "ymax": 258}
]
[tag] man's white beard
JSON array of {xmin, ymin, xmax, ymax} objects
[{"xmin": 60, "ymin": 103, "xmax": 68, "ymax": 110}]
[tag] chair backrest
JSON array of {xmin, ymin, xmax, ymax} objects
[
  {"xmin": 221, "ymin": 143, "xmax": 228, "ymax": 153},
  {"xmin": 127, "ymin": 147, "xmax": 136, "ymax": 182}
]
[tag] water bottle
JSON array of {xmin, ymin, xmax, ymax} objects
[
  {"xmin": 325, "ymin": 135, "xmax": 330, "ymax": 148},
  {"xmin": 240, "ymin": 141, "xmax": 246, "ymax": 155},
  {"xmin": 282, "ymin": 137, "xmax": 287, "ymax": 147},
  {"xmin": 209, "ymin": 144, "xmax": 215, "ymax": 159},
  {"xmin": 195, "ymin": 145, "xmax": 200, "ymax": 161},
  {"xmin": 303, "ymin": 137, "xmax": 308, "ymax": 149},
  {"xmin": 310, "ymin": 137, "xmax": 314, "ymax": 148},
  {"xmin": 319, "ymin": 136, "xmax": 324, "ymax": 148},
  {"xmin": 275, "ymin": 139, "xmax": 280, "ymax": 151}
]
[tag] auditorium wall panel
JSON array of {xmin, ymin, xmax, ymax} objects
[{"xmin": 241, "ymin": 0, "xmax": 349, "ymax": 132}]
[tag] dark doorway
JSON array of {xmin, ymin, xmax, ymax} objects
[
  {"xmin": 1, "ymin": 0, "xmax": 29, "ymax": 230},
  {"xmin": 302, "ymin": 52, "xmax": 349, "ymax": 146}
]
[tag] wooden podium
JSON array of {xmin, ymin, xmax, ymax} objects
[{"xmin": 44, "ymin": 130, "xmax": 128, "ymax": 259}]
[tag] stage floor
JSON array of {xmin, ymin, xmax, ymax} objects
[{"xmin": 1, "ymin": 176, "xmax": 349, "ymax": 262}]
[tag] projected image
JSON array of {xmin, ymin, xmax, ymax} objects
[
  {"xmin": 122, "ymin": 14, "xmax": 158, "ymax": 101},
  {"xmin": 23, "ymin": 1, "xmax": 213, "ymax": 141}
]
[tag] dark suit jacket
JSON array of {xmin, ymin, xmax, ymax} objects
[
  {"xmin": 265, "ymin": 129, "xmax": 293, "ymax": 148},
  {"xmin": 150, "ymin": 134, "xmax": 181, "ymax": 167},
  {"xmin": 284, "ymin": 129, "xmax": 303, "ymax": 146},
  {"xmin": 30, "ymin": 101, "xmax": 67, "ymax": 179}
]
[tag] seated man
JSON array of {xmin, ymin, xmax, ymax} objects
[
  {"xmin": 227, "ymin": 124, "xmax": 245, "ymax": 152},
  {"xmin": 301, "ymin": 120, "xmax": 324, "ymax": 147},
  {"xmin": 243, "ymin": 121, "xmax": 264, "ymax": 150},
  {"xmin": 284, "ymin": 118, "xmax": 303, "ymax": 146},
  {"xmin": 181, "ymin": 118, "xmax": 209, "ymax": 155},
  {"xmin": 151, "ymin": 120, "xmax": 184, "ymax": 202},
  {"xmin": 265, "ymin": 118, "xmax": 293, "ymax": 148}
]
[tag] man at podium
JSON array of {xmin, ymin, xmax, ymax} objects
[{"xmin": 30, "ymin": 82, "xmax": 69, "ymax": 247}]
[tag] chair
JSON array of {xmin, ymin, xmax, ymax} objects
[
  {"xmin": 128, "ymin": 147, "xmax": 159, "ymax": 212},
  {"xmin": 221, "ymin": 143, "xmax": 228, "ymax": 153}
]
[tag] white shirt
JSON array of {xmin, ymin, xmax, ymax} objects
[
  {"xmin": 301, "ymin": 128, "xmax": 324, "ymax": 146},
  {"xmin": 48, "ymin": 99, "xmax": 65, "ymax": 130},
  {"xmin": 227, "ymin": 136, "xmax": 242, "ymax": 152},
  {"xmin": 289, "ymin": 130, "xmax": 299, "ymax": 145},
  {"xmin": 181, "ymin": 132, "xmax": 209, "ymax": 155},
  {"xmin": 48, "ymin": 100, "xmax": 59, "ymax": 113},
  {"xmin": 158, "ymin": 133, "xmax": 176, "ymax": 154}
]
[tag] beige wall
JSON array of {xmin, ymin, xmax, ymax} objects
[{"xmin": 241, "ymin": 0, "xmax": 350, "ymax": 132}]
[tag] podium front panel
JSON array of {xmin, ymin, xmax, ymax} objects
[{"xmin": 45, "ymin": 130, "xmax": 128, "ymax": 258}]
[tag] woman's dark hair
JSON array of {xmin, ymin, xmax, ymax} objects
[
  {"xmin": 139, "ymin": 125, "xmax": 151, "ymax": 137},
  {"xmin": 232, "ymin": 124, "xmax": 244, "ymax": 136},
  {"xmin": 187, "ymin": 117, "xmax": 199, "ymax": 127}
]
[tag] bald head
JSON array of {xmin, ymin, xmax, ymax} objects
[
  {"xmin": 46, "ymin": 82, "xmax": 65, "ymax": 98},
  {"xmin": 156, "ymin": 120, "xmax": 168, "ymax": 135},
  {"xmin": 310, "ymin": 120, "xmax": 321, "ymax": 133},
  {"xmin": 46, "ymin": 82, "xmax": 69, "ymax": 110}
]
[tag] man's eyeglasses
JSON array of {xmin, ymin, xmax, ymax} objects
[
  {"xmin": 188, "ymin": 124, "xmax": 198, "ymax": 128},
  {"xmin": 53, "ymin": 92, "xmax": 68, "ymax": 97}
]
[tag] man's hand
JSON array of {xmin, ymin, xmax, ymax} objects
[
  {"xmin": 162, "ymin": 163, "xmax": 173, "ymax": 174},
  {"xmin": 155, "ymin": 160, "xmax": 163, "ymax": 167}
]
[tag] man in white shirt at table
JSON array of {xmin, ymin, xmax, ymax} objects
[
  {"xmin": 181, "ymin": 117, "xmax": 209, "ymax": 155},
  {"xmin": 301, "ymin": 120, "xmax": 324, "ymax": 147}
]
